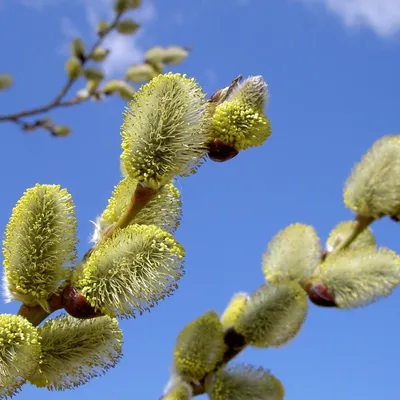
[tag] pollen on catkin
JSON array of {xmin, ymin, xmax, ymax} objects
[
  {"xmin": 211, "ymin": 75, "xmax": 271, "ymax": 150},
  {"xmin": 0, "ymin": 314, "xmax": 41, "ymax": 398},
  {"xmin": 326, "ymin": 221, "xmax": 376, "ymax": 252},
  {"xmin": 74, "ymin": 224, "xmax": 185, "ymax": 318},
  {"xmin": 163, "ymin": 382, "xmax": 193, "ymax": 400},
  {"xmin": 262, "ymin": 223, "xmax": 322, "ymax": 285},
  {"xmin": 2, "ymin": 184, "xmax": 77, "ymax": 310},
  {"xmin": 220, "ymin": 292, "xmax": 250, "ymax": 330},
  {"xmin": 99, "ymin": 176, "xmax": 182, "ymax": 235},
  {"xmin": 173, "ymin": 311, "xmax": 226, "ymax": 383},
  {"xmin": 343, "ymin": 135, "xmax": 400, "ymax": 219},
  {"xmin": 28, "ymin": 315, "xmax": 122, "ymax": 390},
  {"xmin": 234, "ymin": 282, "xmax": 308, "ymax": 348},
  {"xmin": 121, "ymin": 73, "xmax": 208, "ymax": 188},
  {"xmin": 310, "ymin": 247, "xmax": 400, "ymax": 309},
  {"xmin": 205, "ymin": 364, "xmax": 284, "ymax": 400}
]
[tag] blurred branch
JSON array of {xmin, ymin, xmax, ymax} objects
[{"xmin": 0, "ymin": 12, "xmax": 123, "ymax": 127}]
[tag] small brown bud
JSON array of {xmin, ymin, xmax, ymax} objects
[
  {"xmin": 307, "ymin": 283, "xmax": 337, "ymax": 308},
  {"xmin": 61, "ymin": 284, "xmax": 103, "ymax": 319},
  {"xmin": 208, "ymin": 139, "xmax": 239, "ymax": 162}
]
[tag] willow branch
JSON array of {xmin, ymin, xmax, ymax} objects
[
  {"xmin": 17, "ymin": 293, "xmax": 63, "ymax": 327},
  {"xmin": 0, "ymin": 12, "xmax": 123, "ymax": 123}
]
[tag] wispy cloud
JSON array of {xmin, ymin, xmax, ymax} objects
[{"xmin": 297, "ymin": 0, "xmax": 400, "ymax": 37}]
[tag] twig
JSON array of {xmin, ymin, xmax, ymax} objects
[
  {"xmin": 328, "ymin": 214, "xmax": 375, "ymax": 256},
  {"xmin": 0, "ymin": 12, "xmax": 124, "ymax": 124},
  {"xmin": 17, "ymin": 293, "xmax": 63, "ymax": 327}
]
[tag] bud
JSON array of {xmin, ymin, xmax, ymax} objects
[
  {"xmin": 91, "ymin": 47, "xmax": 110, "ymax": 62},
  {"xmin": 220, "ymin": 292, "xmax": 250, "ymax": 330},
  {"xmin": 147, "ymin": 60, "xmax": 164, "ymax": 76},
  {"xmin": 114, "ymin": 0, "xmax": 128, "ymax": 12},
  {"xmin": 145, "ymin": 46, "xmax": 165, "ymax": 64},
  {"xmin": 86, "ymin": 79, "xmax": 101, "ymax": 95},
  {"xmin": 116, "ymin": 19, "xmax": 140, "ymax": 34},
  {"xmin": 114, "ymin": 0, "xmax": 141, "ymax": 13},
  {"xmin": 234, "ymin": 282, "xmax": 308, "ymax": 348},
  {"xmin": 103, "ymin": 79, "xmax": 123, "ymax": 95},
  {"xmin": 229, "ymin": 75, "xmax": 269, "ymax": 109},
  {"xmin": 326, "ymin": 221, "xmax": 376, "ymax": 252},
  {"xmin": 70, "ymin": 37, "xmax": 85, "ymax": 61},
  {"xmin": 344, "ymin": 135, "xmax": 400, "ymax": 219},
  {"xmin": 205, "ymin": 364, "xmax": 284, "ymax": 400},
  {"xmin": 29, "ymin": 315, "xmax": 122, "ymax": 390},
  {"xmin": 2, "ymin": 184, "xmax": 77, "ymax": 310},
  {"xmin": 309, "ymin": 247, "xmax": 400, "ymax": 309},
  {"xmin": 99, "ymin": 176, "xmax": 182, "ymax": 236},
  {"xmin": 76, "ymin": 88, "xmax": 89, "ymax": 100},
  {"xmin": 61, "ymin": 284, "xmax": 103, "ymax": 319},
  {"xmin": 96, "ymin": 20, "xmax": 110, "ymax": 37},
  {"xmin": 173, "ymin": 311, "xmax": 226, "ymax": 382},
  {"xmin": 0, "ymin": 73, "xmax": 13, "ymax": 91},
  {"xmin": 0, "ymin": 314, "xmax": 41, "ymax": 398},
  {"xmin": 73, "ymin": 224, "xmax": 185, "ymax": 318},
  {"xmin": 121, "ymin": 73, "xmax": 208, "ymax": 188},
  {"xmin": 211, "ymin": 95, "xmax": 271, "ymax": 151},
  {"xmin": 125, "ymin": 64, "xmax": 157, "ymax": 83},
  {"xmin": 65, "ymin": 57, "xmax": 81, "ymax": 81},
  {"xmin": 162, "ymin": 46, "xmax": 189, "ymax": 65},
  {"xmin": 117, "ymin": 81, "xmax": 136, "ymax": 100},
  {"xmin": 83, "ymin": 67, "xmax": 104, "ymax": 82},
  {"xmin": 208, "ymin": 139, "xmax": 239, "ymax": 162},
  {"xmin": 262, "ymin": 223, "xmax": 322, "ymax": 285},
  {"xmin": 163, "ymin": 382, "xmax": 193, "ymax": 400},
  {"xmin": 52, "ymin": 125, "xmax": 71, "ymax": 137}
]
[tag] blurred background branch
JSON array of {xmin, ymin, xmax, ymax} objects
[{"xmin": 0, "ymin": 0, "xmax": 189, "ymax": 137}]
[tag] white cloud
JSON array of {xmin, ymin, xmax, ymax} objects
[{"xmin": 298, "ymin": 0, "xmax": 400, "ymax": 36}]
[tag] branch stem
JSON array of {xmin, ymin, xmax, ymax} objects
[{"xmin": 0, "ymin": 12, "xmax": 123, "ymax": 123}]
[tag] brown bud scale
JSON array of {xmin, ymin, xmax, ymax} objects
[
  {"xmin": 208, "ymin": 139, "xmax": 239, "ymax": 162},
  {"xmin": 308, "ymin": 283, "xmax": 337, "ymax": 308},
  {"xmin": 61, "ymin": 284, "xmax": 104, "ymax": 319}
]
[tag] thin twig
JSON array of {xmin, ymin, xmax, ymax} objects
[{"xmin": 0, "ymin": 12, "xmax": 123, "ymax": 124}]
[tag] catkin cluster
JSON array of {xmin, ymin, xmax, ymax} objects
[{"xmin": 0, "ymin": 71, "xmax": 272, "ymax": 396}]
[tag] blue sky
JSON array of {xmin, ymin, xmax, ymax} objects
[{"xmin": 1, "ymin": 0, "xmax": 400, "ymax": 399}]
